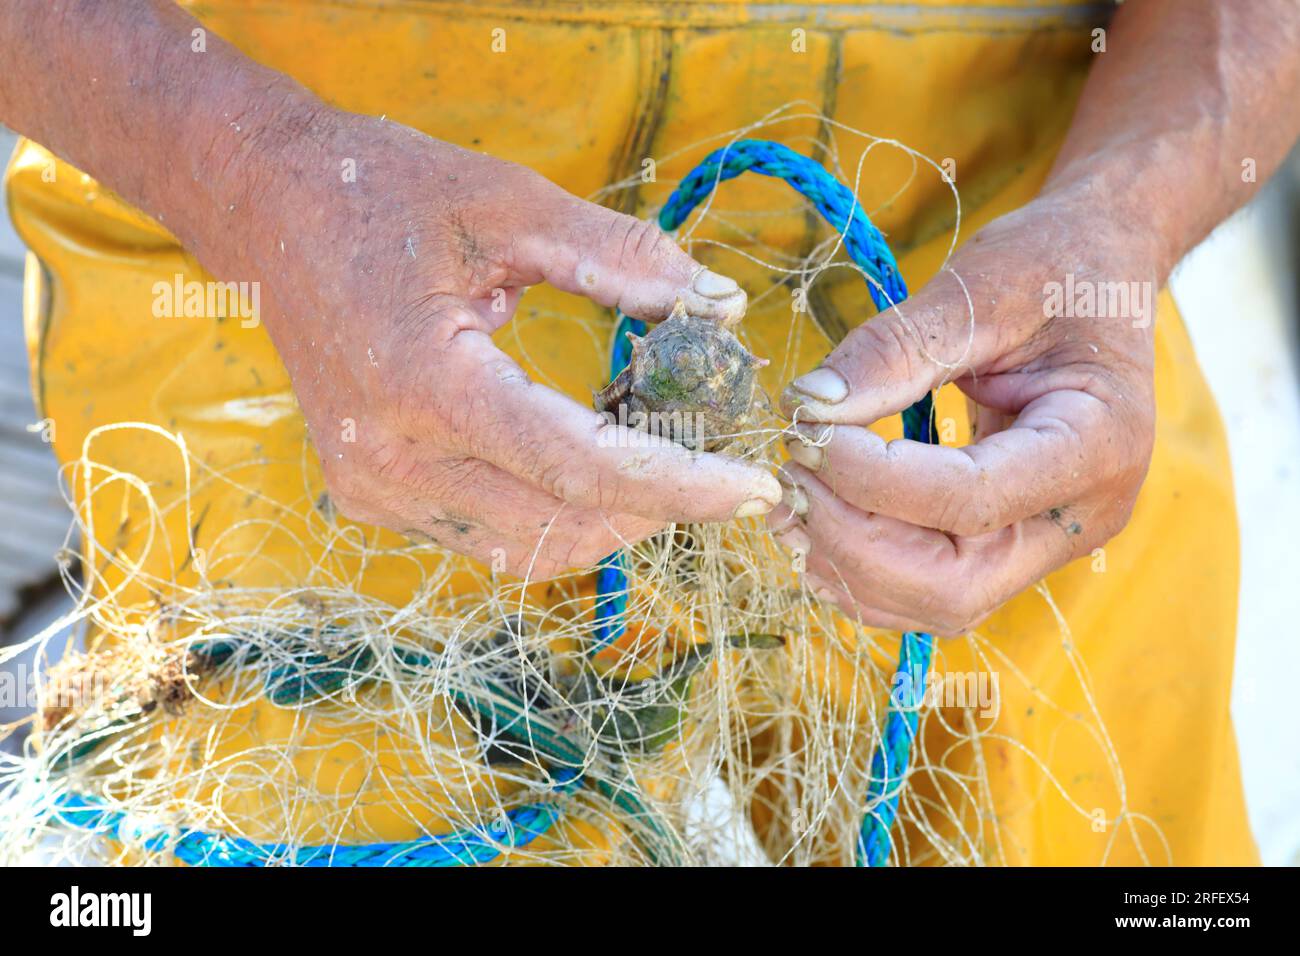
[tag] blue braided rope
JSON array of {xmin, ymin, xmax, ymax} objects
[
  {"xmin": 592, "ymin": 552, "xmax": 633, "ymax": 648},
  {"xmin": 660, "ymin": 139, "xmax": 907, "ymax": 312},
  {"xmin": 597, "ymin": 139, "xmax": 937, "ymax": 866},
  {"xmin": 46, "ymin": 769, "xmax": 579, "ymax": 867},
  {"xmin": 858, "ymin": 630, "xmax": 934, "ymax": 866}
]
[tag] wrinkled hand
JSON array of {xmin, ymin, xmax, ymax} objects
[
  {"xmin": 241, "ymin": 111, "xmax": 780, "ymax": 577},
  {"xmin": 770, "ymin": 195, "xmax": 1158, "ymax": 635}
]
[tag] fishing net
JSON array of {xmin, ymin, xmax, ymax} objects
[{"xmin": 0, "ymin": 105, "xmax": 1162, "ymax": 867}]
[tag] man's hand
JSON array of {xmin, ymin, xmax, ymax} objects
[
  {"xmin": 0, "ymin": 1, "xmax": 781, "ymax": 580},
  {"xmin": 766, "ymin": 0, "xmax": 1300, "ymax": 634},
  {"xmin": 244, "ymin": 112, "xmax": 779, "ymax": 577},
  {"xmin": 769, "ymin": 195, "xmax": 1155, "ymax": 635}
]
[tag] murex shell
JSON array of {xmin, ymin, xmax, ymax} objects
[{"xmin": 594, "ymin": 300, "xmax": 767, "ymax": 451}]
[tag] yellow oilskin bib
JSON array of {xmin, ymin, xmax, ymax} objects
[{"xmin": 5, "ymin": 0, "xmax": 1256, "ymax": 865}]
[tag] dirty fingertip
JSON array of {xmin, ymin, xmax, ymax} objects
[
  {"xmin": 692, "ymin": 268, "xmax": 739, "ymax": 298},
  {"xmin": 734, "ymin": 497, "xmax": 775, "ymax": 519},
  {"xmin": 728, "ymin": 468, "xmax": 781, "ymax": 519},
  {"xmin": 680, "ymin": 283, "xmax": 747, "ymax": 326},
  {"xmin": 790, "ymin": 367, "xmax": 849, "ymax": 404},
  {"xmin": 754, "ymin": 468, "xmax": 783, "ymax": 505}
]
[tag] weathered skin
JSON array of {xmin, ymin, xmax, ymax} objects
[
  {"xmin": 2, "ymin": 0, "xmax": 1297, "ymax": 621},
  {"xmin": 595, "ymin": 302, "xmax": 767, "ymax": 452},
  {"xmin": 0, "ymin": 1, "xmax": 782, "ymax": 582}
]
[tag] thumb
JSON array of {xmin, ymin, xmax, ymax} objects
[
  {"xmin": 518, "ymin": 193, "xmax": 748, "ymax": 324},
  {"xmin": 781, "ymin": 271, "xmax": 986, "ymax": 425}
]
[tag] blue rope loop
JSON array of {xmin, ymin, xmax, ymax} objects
[
  {"xmin": 598, "ymin": 138, "xmax": 937, "ymax": 866},
  {"xmin": 660, "ymin": 139, "xmax": 908, "ymax": 312}
]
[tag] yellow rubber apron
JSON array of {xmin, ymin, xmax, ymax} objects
[{"xmin": 5, "ymin": 0, "xmax": 1257, "ymax": 864}]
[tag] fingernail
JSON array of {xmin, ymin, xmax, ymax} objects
[
  {"xmin": 789, "ymin": 367, "xmax": 848, "ymax": 404},
  {"xmin": 734, "ymin": 497, "xmax": 776, "ymax": 519},
  {"xmin": 796, "ymin": 421, "xmax": 833, "ymax": 443},
  {"xmin": 777, "ymin": 525, "xmax": 811, "ymax": 555},
  {"xmin": 692, "ymin": 268, "xmax": 740, "ymax": 298},
  {"xmin": 785, "ymin": 421, "xmax": 830, "ymax": 470},
  {"xmin": 775, "ymin": 467, "xmax": 809, "ymax": 517},
  {"xmin": 784, "ymin": 435, "xmax": 824, "ymax": 472}
]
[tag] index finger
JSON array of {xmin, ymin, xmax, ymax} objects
[{"xmin": 786, "ymin": 389, "xmax": 1119, "ymax": 537}]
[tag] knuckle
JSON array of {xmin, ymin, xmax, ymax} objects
[
  {"xmin": 535, "ymin": 456, "xmax": 577, "ymax": 501},
  {"xmin": 940, "ymin": 494, "xmax": 997, "ymax": 537},
  {"xmin": 613, "ymin": 215, "xmax": 673, "ymax": 271},
  {"xmin": 588, "ymin": 466, "xmax": 624, "ymax": 511},
  {"xmin": 319, "ymin": 430, "xmax": 420, "ymax": 524},
  {"xmin": 851, "ymin": 312, "xmax": 920, "ymax": 388},
  {"xmin": 499, "ymin": 159, "xmax": 552, "ymax": 197},
  {"xmin": 533, "ymin": 441, "xmax": 610, "ymax": 509}
]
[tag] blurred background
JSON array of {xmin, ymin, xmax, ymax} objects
[{"xmin": 2, "ymin": 126, "xmax": 1297, "ymax": 864}]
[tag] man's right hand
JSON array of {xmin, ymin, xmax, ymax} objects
[
  {"xmin": 225, "ymin": 109, "xmax": 780, "ymax": 577},
  {"xmin": 0, "ymin": 1, "xmax": 780, "ymax": 579}
]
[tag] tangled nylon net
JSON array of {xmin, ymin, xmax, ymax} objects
[{"xmin": 0, "ymin": 105, "xmax": 1163, "ymax": 867}]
